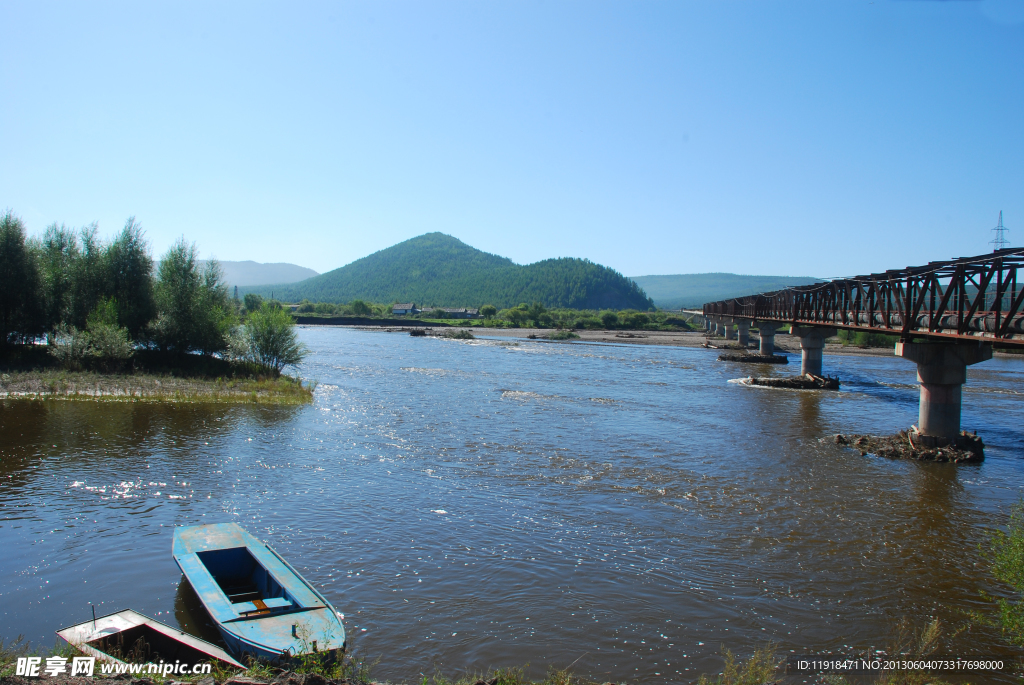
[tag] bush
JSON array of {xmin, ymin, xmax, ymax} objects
[
  {"xmin": 987, "ymin": 498, "xmax": 1024, "ymax": 646},
  {"xmin": 442, "ymin": 329, "xmax": 475, "ymax": 340},
  {"xmin": 233, "ymin": 303, "xmax": 307, "ymax": 374},
  {"xmin": 86, "ymin": 299, "xmax": 133, "ymax": 366},
  {"xmin": 48, "ymin": 324, "xmax": 90, "ymax": 370},
  {"xmin": 480, "ymin": 304, "xmax": 497, "ymax": 318}
]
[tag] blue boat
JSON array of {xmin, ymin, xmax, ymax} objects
[{"xmin": 172, "ymin": 523, "xmax": 345, "ymax": 663}]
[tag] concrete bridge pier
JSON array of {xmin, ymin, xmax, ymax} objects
[
  {"xmin": 736, "ymin": 320, "xmax": 750, "ymax": 346},
  {"xmin": 723, "ymin": 320, "xmax": 736, "ymax": 341},
  {"xmin": 790, "ymin": 326, "xmax": 837, "ymax": 376},
  {"xmin": 756, "ymin": 323, "xmax": 777, "ymax": 356},
  {"xmin": 896, "ymin": 342, "xmax": 992, "ymax": 442}
]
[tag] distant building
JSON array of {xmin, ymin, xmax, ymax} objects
[
  {"xmin": 441, "ymin": 308, "xmax": 480, "ymax": 319},
  {"xmin": 392, "ymin": 303, "xmax": 419, "ymax": 315}
]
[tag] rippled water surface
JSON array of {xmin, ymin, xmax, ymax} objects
[{"xmin": 2, "ymin": 329, "xmax": 1024, "ymax": 682}]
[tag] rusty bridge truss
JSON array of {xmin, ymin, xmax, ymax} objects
[{"xmin": 703, "ymin": 247, "xmax": 1024, "ymax": 347}]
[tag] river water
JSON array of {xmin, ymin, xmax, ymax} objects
[{"xmin": 2, "ymin": 328, "xmax": 1024, "ymax": 682}]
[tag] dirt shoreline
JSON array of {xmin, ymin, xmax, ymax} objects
[{"xmin": 342, "ymin": 325, "xmax": 1021, "ymax": 359}]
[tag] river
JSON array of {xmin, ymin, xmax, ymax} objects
[{"xmin": 2, "ymin": 328, "xmax": 1023, "ymax": 682}]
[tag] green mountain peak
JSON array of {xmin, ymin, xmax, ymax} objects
[{"xmin": 245, "ymin": 233, "xmax": 653, "ymax": 310}]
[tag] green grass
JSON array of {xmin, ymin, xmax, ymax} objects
[
  {"xmin": 1, "ymin": 344, "xmax": 314, "ymax": 404},
  {"xmin": 0, "ymin": 369, "xmax": 314, "ymax": 403}
]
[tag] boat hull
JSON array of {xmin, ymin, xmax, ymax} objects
[
  {"xmin": 172, "ymin": 523, "xmax": 345, "ymax": 663},
  {"xmin": 56, "ymin": 608, "xmax": 245, "ymax": 669}
]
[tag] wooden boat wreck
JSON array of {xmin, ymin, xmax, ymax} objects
[
  {"xmin": 56, "ymin": 608, "xmax": 244, "ymax": 668},
  {"xmin": 172, "ymin": 523, "xmax": 345, "ymax": 662}
]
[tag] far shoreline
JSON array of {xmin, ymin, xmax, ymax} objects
[{"xmin": 303, "ymin": 323, "xmax": 1023, "ymax": 359}]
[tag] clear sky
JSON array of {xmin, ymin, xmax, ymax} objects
[{"xmin": 2, "ymin": 1, "xmax": 1021, "ymax": 279}]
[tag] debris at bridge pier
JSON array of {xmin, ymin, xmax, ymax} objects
[
  {"xmin": 834, "ymin": 429, "xmax": 984, "ymax": 463},
  {"xmin": 718, "ymin": 352, "xmax": 788, "ymax": 364},
  {"xmin": 747, "ymin": 374, "xmax": 839, "ymax": 390}
]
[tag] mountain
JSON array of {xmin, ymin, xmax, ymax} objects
[
  {"xmin": 204, "ymin": 261, "xmax": 318, "ymax": 287},
  {"xmin": 631, "ymin": 273, "xmax": 824, "ymax": 309},
  {"xmin": 243, "ymin": 233, "xmax": 653, "ymax": 310}
]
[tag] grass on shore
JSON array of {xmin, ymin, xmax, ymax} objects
[{"xmin": 0, "ymin": 345, "xmax": 314, "ymax": 404}]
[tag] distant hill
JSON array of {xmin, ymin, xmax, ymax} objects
[
  {"xmin": 631, "ymin": 273, "xmax": 824, "ymax": 309},
  {"xmin": 203, "ymin": 261, "xmax": 318, "ymax": 287},
  {"xmin": 243, "ymin": 233, "xmax": 653, "ymax": 310}
]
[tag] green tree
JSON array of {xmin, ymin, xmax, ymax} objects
[
  {"xmin": 152, "ymin": 240, "xmax": 234, "ymax": 355},
  {"xmin": 0, "ymin": 210, "xmax": 44, "ymax": 344},
  {"xmin": 244, "ymin": 293, "xmax": 264, "ymax": 313},
  {"xmin": 480, "ymin": 304, "xmax": 497, "ymax": 318},
  {"xmin": 234, "ymin": 303, "xmax": 307, "ymax": 374},
  {"xmin": 349, "ymin": 299, "xmax": 372, "ymax": 316},
  {"xmin": 106, "ymin": 216, "xmax": 155, "ymax": 340},
  {"xmin": 71, "ymin": 223, "xmax": 106, "ymax": 329},
  {"xmin": 39, "ymin": 223, "xmax": 80, "ymax": 332},
  {"xmin": 600, "ymin": 311, "xmax": 619, "ymax": 328}
]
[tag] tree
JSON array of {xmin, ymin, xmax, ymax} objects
[
  {"xmin": 106, "ymin": 216, "xmax": 155, "ymax": 340},
  {"xmin": 349, "ymin": 299, "xmax": 372, "ymax": 316},
  {"xmin": 71, "ymin": 223, "xmax": 106, "ymax": 329},
  {"xmin": 244, "ymin": 293, "xmax": 264, "ymax": 313},
  {"xmin": 234, "ymin": 303, "xmax": 307, "ymax": 374},
  {"xmin": 480, "ymin": 304, "xmax": 497, "ymax": 318},
  {"xmin": 152, "ymin": 240, "xmax": 234, "ymax": 355},
  {"xmin": 39, "ymin": 223, "xmax": 80, "ymax": 332},
  {"xmin": 0, "ymin": 210, "xmax": 43, "ymax": 344},
  {"xmin": 600, "ymin": 311, "xmax": 619, "ymax": 328}
]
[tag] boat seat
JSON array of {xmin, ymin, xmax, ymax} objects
[{"xmin": 234, "ymin": 597, "xmax": 292, "ymax": 616}]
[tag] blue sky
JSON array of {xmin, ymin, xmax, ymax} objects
[{"xmin": 2, "ymin": 1, "xmax": 1021, "ymax": 279}]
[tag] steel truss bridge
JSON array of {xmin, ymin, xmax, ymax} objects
[{"xmin": 702, "ymin": 248, "xmax": 1024, "ymax": 347}]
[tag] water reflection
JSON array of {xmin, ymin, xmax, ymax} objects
[{"xmin": 174, "ymin": 578, "xmax": 226, "ymax": 647}]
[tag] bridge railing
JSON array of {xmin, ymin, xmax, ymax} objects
[{"xmin": 702, "ymin": 247, "xmax": 1024, "ymax": 345}]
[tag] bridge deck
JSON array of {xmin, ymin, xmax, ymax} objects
[{"xmin": 702, "ymin": 248, "xmax": 1024, "ymax": 347}]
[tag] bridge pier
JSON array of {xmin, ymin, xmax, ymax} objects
[
  {"xmin": 723, "ymin": 321, "xmax": 735, "ymax": 341},
  {"xmin": 736, "ymin": 320, "xmax": 750, "ymax": 346},
  {"xmin": 756, "ymin": 323, "xmax": 777, "ymax": 356},
  {"xmin": 896, "ymin": 342, "xmax": 992, "ymax": 442},
  {"xmin": 790, "ymin": 326, "xmax": 837, "ymax": 376}
]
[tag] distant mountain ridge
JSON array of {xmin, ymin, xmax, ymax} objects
[
  {"xmin": 243, "ymin": 233, "xmax": 653, "ymax": 310},
  {"xmin": 631, "ymin": 273, "xmax": 823, "ymax": 309},
  {"xmin": 203, "ymin": 260, "xmax": 318, "ymax": 287}
]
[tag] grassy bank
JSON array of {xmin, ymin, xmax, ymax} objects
[{"xmin": 0, "ymin": 345, "xmax": 313, "ymax": 404}]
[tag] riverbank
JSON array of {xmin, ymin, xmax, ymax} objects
[
  {"xmin": 356, "ymin": 324, "xmax": 1024, "ymax": 360},
  {"xmin": 0, "ymin": 369, "xmax": 313, "ymax": 403},
  {"xmin": 0, "ymin": 346, "xmax": 313, "ymax": 403},
  {"xmin": 347, "ymin": 324, "xmax": 1024, "ymax": 359}
]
